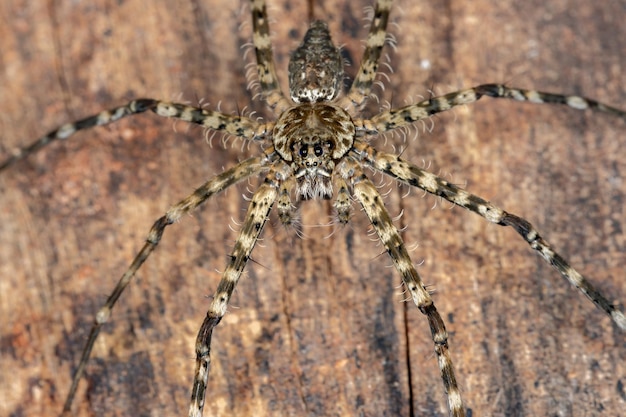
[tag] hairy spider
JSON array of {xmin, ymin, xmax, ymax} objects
[{"xmin": 1, "ymin": 0, "xmax": 625, "ymax": 416}]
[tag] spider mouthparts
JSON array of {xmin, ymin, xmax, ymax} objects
[{"xmin": 296, "ymin": 169, "xmax": 334, "ymax": 200}]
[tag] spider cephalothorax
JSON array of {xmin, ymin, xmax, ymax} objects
[{"xmin": 273, "ymin": 103, "xmax": 355, "ymax": 199}]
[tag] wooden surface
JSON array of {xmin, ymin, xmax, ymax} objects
[{"xmin": 1, "ymin": 1, "xmax": 625, "ymax": 416}]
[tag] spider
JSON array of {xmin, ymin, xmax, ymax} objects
[{"xmin": 1, "ymin": 0, "xmax": 625, "ymax": 416}]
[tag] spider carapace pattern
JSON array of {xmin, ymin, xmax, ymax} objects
[{"xmin": 1, "ymin": 0, "xmax": 625, "ymax": 416}]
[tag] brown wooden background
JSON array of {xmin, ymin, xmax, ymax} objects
[{"xmin": 1, "ymin": 1, "xmax": 625, "ymax": 416}]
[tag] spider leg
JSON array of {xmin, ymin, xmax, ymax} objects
[
  {"xmin": 475, "ymin": 84, "xmax": 626, "ymax": 118},
  {"xmin": 0, "ymin": 99, "xmax": 265, "ymax": 171},
  {"xmin": 60, "ymin": 154, "xmax": 272, "ymax": 416},
  {"xmin": 354, "ymin": 141, "xmax": 626, "ymax": 330},
  {"xmin": 359, "ymin": 84, "xmax": 626, "ymax": 133},
  {"xmin": 339, "ymin": 0, "xmax": 393, "ymax": 110},
  {"xmin": 277, "ymin": 175, "xmax": 297, "ymax": 226},
  {"xmin": 188, "ymin": 162, "xmax": 284, "ymax": 417},
  {"xmin": 338, "ymin": 157, "xmax": 465, "ymax": 417},
  {"xmin": 250, "ymin": 0, "xmax": 291, "ymax": 113},
  {"xmin": 333, "ymin": 176, "xmax": 352, "ymax": 224}
]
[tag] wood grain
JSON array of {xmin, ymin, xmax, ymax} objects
[{"xmin": 1, "ymin": 1, "xmax": 624, "ymax": 416}]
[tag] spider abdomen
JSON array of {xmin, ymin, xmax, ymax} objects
[{"xmin": 288, "ymin": 20, "xmax": 343, "ymax": 103}]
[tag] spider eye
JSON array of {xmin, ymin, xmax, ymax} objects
[
  {"xmin": 314, "ymin": 143, "xmax": 323, "ymax": 156},
  {"xmin": 299, "ymin": 146, "xmax": 308, "ymax": 157}
]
